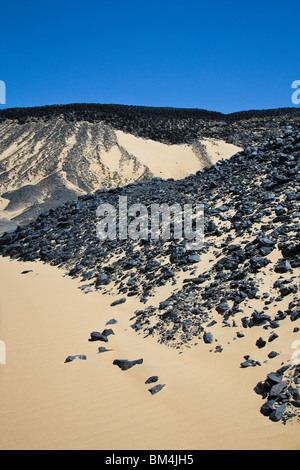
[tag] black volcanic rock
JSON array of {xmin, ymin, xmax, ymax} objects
[
  {"xmin": 274, "ymin": 259, "xmax": 292, "ymax": 273},
  {"xmin": 113, "ymin": 358, "xmax": 143, "ymax": 370},
  {"xmin": 250, "ymin": 311, "xmax": 271, "ymax": 327},
  {"xmin": 269, "ymin": 404, "xmax": 286, "ymax": 422},
  {"xmin": 203, "ymin": 331, "xmax": 214, "ymax": 344},
  {"xmin": 0, "ymin": 122, "xmax": 299, "ymax": 425},
  {"xmin": 260, "ymin": 400, "xmax": 275, "ymax": 417},
  {"xmin": 110, "ymin": 298, "xmax": 127, "ymax": 307},
  {"xmin": 101, "ymin": 328, "xmax": 115, "ymax": 337},
  {"xmin": 255, "ymin": 364, "xmax": 300, "ymax": 423},
  {"xmin": 1, "ymin": 104, "xmax": 299, "ymax": 148},
  {"xmin": 145, "ymin": 376, "xmax": 159, "ymax": 384},
  {"xmin": 256, "ymin": 337, "xmax": 266, "ymax": 349},
  {"xmin": 0, "ymin": 110, "xmax": 299, "ymax": 426},
  {"xmin": 98, "ymin": 347, "xmax": 112, "ymax": 353},
  {"xmin": 240, "ymin": 357, "xmax": 258, "ymax": 368},
  {"xmin": 89, "ymin": 332, "xmax": 108, "ymax": 342},
  {"xmin": 0, "ymin": 105, "xmax": 300, "ymax": 232}
]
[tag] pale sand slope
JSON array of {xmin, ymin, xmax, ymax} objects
[{"xmin": 0, "ymin": 256, "xmax": 299, "ymax": 450}]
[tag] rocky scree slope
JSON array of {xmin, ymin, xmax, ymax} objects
[{"xmin": 0, "ymin": 124, "xmax": 300, "ymax": 424}]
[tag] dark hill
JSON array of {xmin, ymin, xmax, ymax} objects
[{"xmin": 1, "ymin": 103, "xmax": 300, "ymax": 146}]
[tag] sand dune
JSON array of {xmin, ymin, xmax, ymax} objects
[
  {"xmin": 0, "ymin": 117, "xmax": 242, "ymax": 232},
  {"xmin": 0, "ymin": 256, "xmax": 298, "ymax": 450}
]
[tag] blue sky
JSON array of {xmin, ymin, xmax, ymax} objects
[{"xmin": 0, "ymin": 0, "xmax": 299, "ymax": 113}]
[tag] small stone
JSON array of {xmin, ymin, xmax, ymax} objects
[
  {"xmin": 110, "ymin": 297, "xmax": 126, "ymax": 307},
  {"xmin": 148, "ymin": 384, "xmax": 166, "ymax": 395},
  {"xmin": 269, "ymin": 381, "xmax": 288, "ymax": 398},
  {"xmin": 216, "ymin": 301, "xmax": 230, "ymax": 313},
  {"xmin": 65, "ymin": 355, "xmax": 87, "ymax": 363},
  {"xmin": 268, "ymin": 351, "xmax": 279, "ymax": 359},
  {"xmin": 274, "ymin": 259, "xmax": 291, "ymax": 273},
  {"xmin": 291, "ymin": 311, "xmax": 300, "ymax": 322},
  {"xmin": 98, "ymin": 347, "xmax": 112, "ymax": 353},
  {"xmin": 145, "ymin": 376, "xmax": 159, "ymax": 384},
  {"xmin": 203, "ymin": 331, "xmax": 214, "ymax": 344},
  {"xmin": 188, "ymin": 254, "xmax": 201, "ymax": 263},
  {"xmin": 113, "ymin": 358, "xmax": 143, "ymax": 370},
  {"xmin": 268, "ymin": 333, "xmax": 279, "ymax": 343},
  {"xmin": 269, "ymin": 404, "xmax": 286, "ymax": 422},
  {"xmin": 256, "ymin": 337, "xmax": 266, "ymax": 348}
]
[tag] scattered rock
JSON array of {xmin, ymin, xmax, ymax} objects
[
  {"xmin": 255, "ymin": 364, "xmax": 300, "ymax": 423},
  {"xmin": 110, "ymin": 298, "xmax": 127, "ymax": 307},
  {"xmin": 203, "ymin": 331, "xmax": 214, "ymax": 344},
  {"xmin": 98, "ymin": 347, "xmax": 112, "ymax": 353},
  {"xmin": 145, "ymin": 376, "xmax": 159, "ymax": 384},
  {"xmin": 148, "ymin": 384, "xmax": 166, "ymax": 395},
  {"xmin": 101, "ymin": 328, "xmax": 115, "ymax": 337},
  {"xmin": 188, "ymin": 254, "xmax": 201, "ymax": 264},
  {"xmin": 260, "ymin": 400, "xmax": 275, "ymax": 417},
  {"xmin": 65, "ymin": 355, "xmax": 87, "ymax": 363},
  {"xmin": 256, "ymin": 337, "xmax": 266, "ymax": 349}
]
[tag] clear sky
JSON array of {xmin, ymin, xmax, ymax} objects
[{"xmin": 0, "ymin": 0, "xmax": 299, "ymax": 113}]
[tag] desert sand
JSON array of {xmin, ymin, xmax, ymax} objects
[
  {"xmin": 0, "ymin": 255, "xmax": 299, "ymax": 450},
  {"xmin": 114, "ymin": 131, "xmax": 242, "ymax": 180}
]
